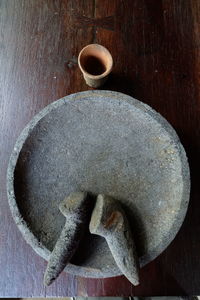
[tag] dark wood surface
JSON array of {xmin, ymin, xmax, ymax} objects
[{"xmin": 0, "ymin": 0, "xmax": 200, "ymax": 297}]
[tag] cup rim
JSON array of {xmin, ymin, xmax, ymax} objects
[{"xmin": 78, "ymin": 44, "xmax": 113, "ymax": 79}]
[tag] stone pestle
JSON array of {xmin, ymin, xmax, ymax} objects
[
  {"xmin": 89, "ymin": 194, "xmax": 140, "ymax": 286},
  {"xmin": 44, "ymin": 191, "xmax": 89, "ymax": 286}
]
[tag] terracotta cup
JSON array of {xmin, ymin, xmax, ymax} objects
[{"xmin": 78, "ymin": 44, "xmax": 113, "ymax": 88}]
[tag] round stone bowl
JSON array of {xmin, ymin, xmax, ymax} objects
[{"xmin": 7, "ymin": 91, "xmax": 190, "ymax": 278}]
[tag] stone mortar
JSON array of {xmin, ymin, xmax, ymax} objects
[{"xmin": 7, "ymin": 90, "xmax": 190, "ymax": 278}]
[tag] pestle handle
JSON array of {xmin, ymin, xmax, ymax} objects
[
  {"xmin": 106, "ymin": 229, "xmax": 139, "ymax": 286},
  {"xmin": 44, "ymin": 191, "xmax": 88, "ymax": 286},
  {"xmin": 44, "ymin": 218, "xmax": 84, "ymax": 286},
  {"xmin": 89, "ymin": 194, "xmax": 140, "ymax": 286}
]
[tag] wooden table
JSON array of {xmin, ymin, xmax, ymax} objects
[{"xmin": 0, "ymin": 0, "xmax": 200, "ymax": 297}]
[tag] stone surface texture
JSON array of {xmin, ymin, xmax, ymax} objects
[{"xmin": 7, "ymin": 90, "xmax": 190, "ymax": 278}]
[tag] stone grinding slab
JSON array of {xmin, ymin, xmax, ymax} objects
[{"xmin": 7, "ymin": 90, "xmax": 190, "ymax": 278}]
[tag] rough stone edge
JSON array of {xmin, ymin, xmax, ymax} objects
[{"xmin": 7, "ymin": 90, "xmax": 190, "ymax": 278}]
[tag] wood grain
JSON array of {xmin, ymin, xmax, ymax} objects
[{"xmin": 0, "ymin": 0, "xmax": 200, "ymax": 296}]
